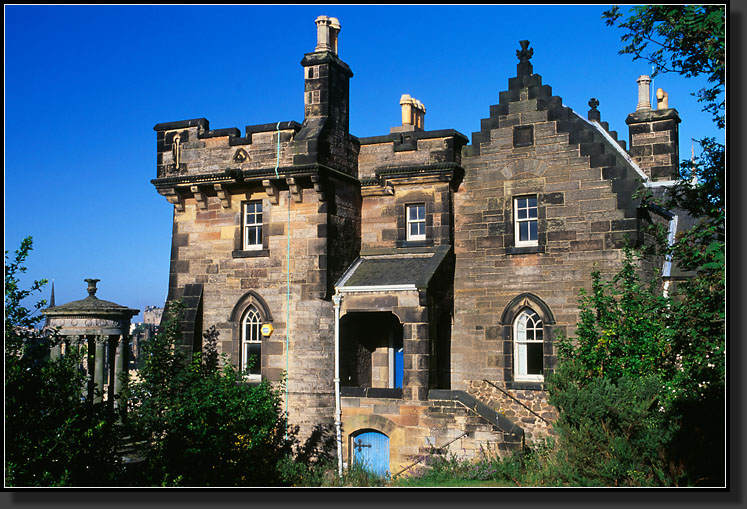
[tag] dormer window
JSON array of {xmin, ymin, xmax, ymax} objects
[{"xmin": 406, "ymin": 203, "xmax": 426, "ymax": 241}]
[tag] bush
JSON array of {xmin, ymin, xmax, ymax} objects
[{"xmin": 122, "ymin": 314, "xmax": 292, "ymax": 486}]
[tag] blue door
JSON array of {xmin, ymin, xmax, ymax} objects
[
  {"xmin": 352, "ymin": 430, "xmax": 390, "ymax": 477},
  {"xmin": 394, "ymin": 347, "xmax": 403, "ymax": 389}
]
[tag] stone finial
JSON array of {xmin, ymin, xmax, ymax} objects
[
  {"xmin": 516, "ymin": 40, "xmax": 533, "ymax": 78},
  {"xmin": 315, "ymin": 15, "xmax": 340, "ymax": 55},
  {"xmin": 636, "ymin": 75, "xmax": 652, "ymax": 111},
  {"xmin": 84, "ymin": 278, "xmax": 100, "ymax": 297},
  {"xmin": 516, "ymin": 40, "xmax": 533, "ymax": 62},
  {"xmin": 656, "ymin": 88, "xmax": 669, "ymax": 110},
  {"xmin": 588, "ymin": 98, "xmax": 601, "ymax": 122}
]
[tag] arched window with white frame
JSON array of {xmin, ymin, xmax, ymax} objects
[
  {"xmin": 513, "ymin": 308, "xmax": 544, "ymax": 382},
  {"xmin": 242, "ymin": 306, "xmax": 262, "ymax": 379}
]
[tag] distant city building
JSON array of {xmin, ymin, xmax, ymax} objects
[{"xmin": 143, "ymin": 305, "xmax": 164, "ymax": 327}]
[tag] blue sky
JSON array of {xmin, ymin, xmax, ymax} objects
[{"xmin": 5, "ymin": 5, "xmax": 724, "ymax": 321}]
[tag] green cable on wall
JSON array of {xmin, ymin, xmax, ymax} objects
[{"xmin": 273, "ymin": 122, "xmax": 290, "ymax": 432}]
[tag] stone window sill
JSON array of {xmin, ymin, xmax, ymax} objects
[
  {"xmin": 506, "ymin": 381, "xmax": 544, "ymax": 391},
  {"xmin": 232, "ymin": 249, "xmax": 270, "ymax": 258},
  {"xmin": 505, "ymin": 245, "xmax": 543, "ymax": 255}
]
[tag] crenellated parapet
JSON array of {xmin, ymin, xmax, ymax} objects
[{"xmin": 154, "ymin": 119, "xmax": 302, "ymax": 179}]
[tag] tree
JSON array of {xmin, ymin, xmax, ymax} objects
[
  {"xmin": 5, "ymin": 237, "xmax": 123, "ymax": 486},
  {"xmin": 603, "ymin": 5, "xmax": 725, "ymax": 227},
  {"xmin": 603, "ymin": 5, "xmax": 724, "ymax": 129},
  {"xmin": 122, "ymin": 309, "xmax": 294, "ymax": 486},
  {"xmin": 577, "ymin": 5, "xmax": 727, "ymax": 485},
  {"xmin": 547, "ymin": 251, "xmax": 678, "ymax": 486}
]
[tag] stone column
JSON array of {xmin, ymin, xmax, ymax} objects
[
  {"xmin": 94, "ymin": 335, "xmax": 106, "ymax": 404},
  {"xmin": 113, "ymin": 335, "xmax": 127, "ymax": 409},
  {"xmin": 50, "ymin": 342, "xmax": 61, "ymax": 360},
  {"xmin": 636, "ymin": 75, "xmax": 652, "ymax": 111}
]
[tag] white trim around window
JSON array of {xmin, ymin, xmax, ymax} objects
[
  {"xmin": 514, "ymin": 196, "xmax": 538, "ymax": 247},
  {"xmin": 513, "ymin": 308, "xmax": 544, "ymax": 382},
  {"xmin": 243, "ymin": 200, "xmax": 263, "ymax": 251},
  {"xmin": 406, "ymin": 203, "xmax": 426, "ymax": 241}
]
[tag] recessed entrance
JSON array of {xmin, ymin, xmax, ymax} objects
[{"xmin": 340, "ymin": 312, "xmax": 403, "ymax": 389}]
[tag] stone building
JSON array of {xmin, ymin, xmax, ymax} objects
[{"xmin": 151, "ymin": 16, "xmax": 685, "ymax": 477}]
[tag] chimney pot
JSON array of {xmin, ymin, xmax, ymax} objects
[
  {"xmin": 656, "ymin": 88, "xmax": 669, "ymax": 109},
  {"xmin": 636, "ymin": 75, "xmax": 652, "ymax": 111}
]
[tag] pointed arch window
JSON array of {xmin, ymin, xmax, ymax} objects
[
  {"xmin": 513, "ymin": 308, "xmax": 544, "ymax": 382},
  {"xmin": 242, "ymin": 306, "xmax": 262, "ymax": 379}
]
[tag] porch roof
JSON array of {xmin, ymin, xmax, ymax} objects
[{"xmin": 335, "ymin": 245, "xmax": 450, "ymax": 292}]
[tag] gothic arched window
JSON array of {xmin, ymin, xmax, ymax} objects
[
  {"xmin": 513, "ymin": 308, "xmax": 544, "ymax": 382},
  {"xmin": 241, "ymin": 306, "xmax": 262, "ymax": 379}
]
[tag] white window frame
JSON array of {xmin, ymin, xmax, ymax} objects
[
  {"xmin": 513, "ymin": 308, "xmax": 544, "ymax": 382},
  {"xmin": 514, "ymin": 196, "xmax": 538, "ymax": 247},
  {"xmin": 406, "ymin": 203, "xmax": 426, "ymax": 241},
  {"xmin": 241, "ymin": 306, "xmax": 262, "ymax": 380},
  {"xmin": 243, "ymin": 200, "xmax": 263, "ymax": 251}
]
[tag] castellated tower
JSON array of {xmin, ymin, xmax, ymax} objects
[{"xmin": 150, "ymin": 16, "xmax": 361, "ymax": 437}]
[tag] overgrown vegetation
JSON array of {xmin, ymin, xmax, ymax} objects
[
  {"xmin": 5, "ymin": 238, "xmax": 124, "ymax": 486},
  {"xmin": 120, "ymin": 314, "xmax": 295, "ymax": 486}
]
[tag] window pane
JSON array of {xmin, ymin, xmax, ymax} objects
[
  {"xmin": 517, "ymin": 209, "xmax": 527, "ymax": 219},
  {"xmin": 528, "ymin": 206, "xmax": 537, "ymax": 219},
  {"xmin": 517, "ymin": 344, "xmax": 527, "ymax": 375},
  {"xmin": 417, "ymin": 205, "xmax": 425, "ymax": 220},
  {"xmin": 245, "ymin": 343, "xmax": 261, "ymax": 375},
  {"xmin": 520, "ymin": 222, "xmax": 529, "ymax": 241},
  {"xmin": 517, "ymin": 198, "xmax": 527, "ymax": 209},
  {"xmin": 527, "ymin": 343, "xmax": 543, "ymax": 375},
  {"xmin": 409, "ymin": 206, "xmax": 418, "ymax": 220},
  {"xmin": 528, "ymin": 197, "xmax": 537, "ymax": 208},
  {"xmin": 529, "ymin": 220, "xmax": 537, "ymax": 240},
  {"xmin": 417, "ymin": 222, "xmax": 425, "ymax": 235}
]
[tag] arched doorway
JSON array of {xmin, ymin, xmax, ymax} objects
[
  {"xmin": 351, "ymin": 429, "xmax": 390, "ymax": 477},
  {"xmin": 340, "ymin": 312, "xmax": 403, "ymax": 389}
]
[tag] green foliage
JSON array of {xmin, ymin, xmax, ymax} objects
[
  {"xmin": 547, "ymin": 241, "xmax": 724, "ymax": 486},
  {"xmin": 122, "ymin": 314, "xmax": 293, "ymax": 486},
  {"xmin": 5, "ymin": 237, "xmax": 123, "ymax": 486},
  {"xmin": 603, "ymin": 5, "xmax": 725, "ymax": 128},
  {"xmin": 557, "ymin": 251, "xmax": 673, "ymax": 385}
]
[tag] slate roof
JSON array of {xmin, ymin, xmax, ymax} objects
[{"xmin": 336, "ymin": 246, "xmax": 450, "ymax": 290}]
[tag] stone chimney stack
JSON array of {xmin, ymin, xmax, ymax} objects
[
  {"xmin": 302, "ymin": 16, "xmax": 353, "ymax": 123},
  {"xmin": 626, "ymin": 76, "xmax": 681, "ymax": 181}
]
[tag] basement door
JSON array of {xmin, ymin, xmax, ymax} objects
[{"xmin": 352, "ymin": 430, "xmax": 390, "ymax": 478}]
